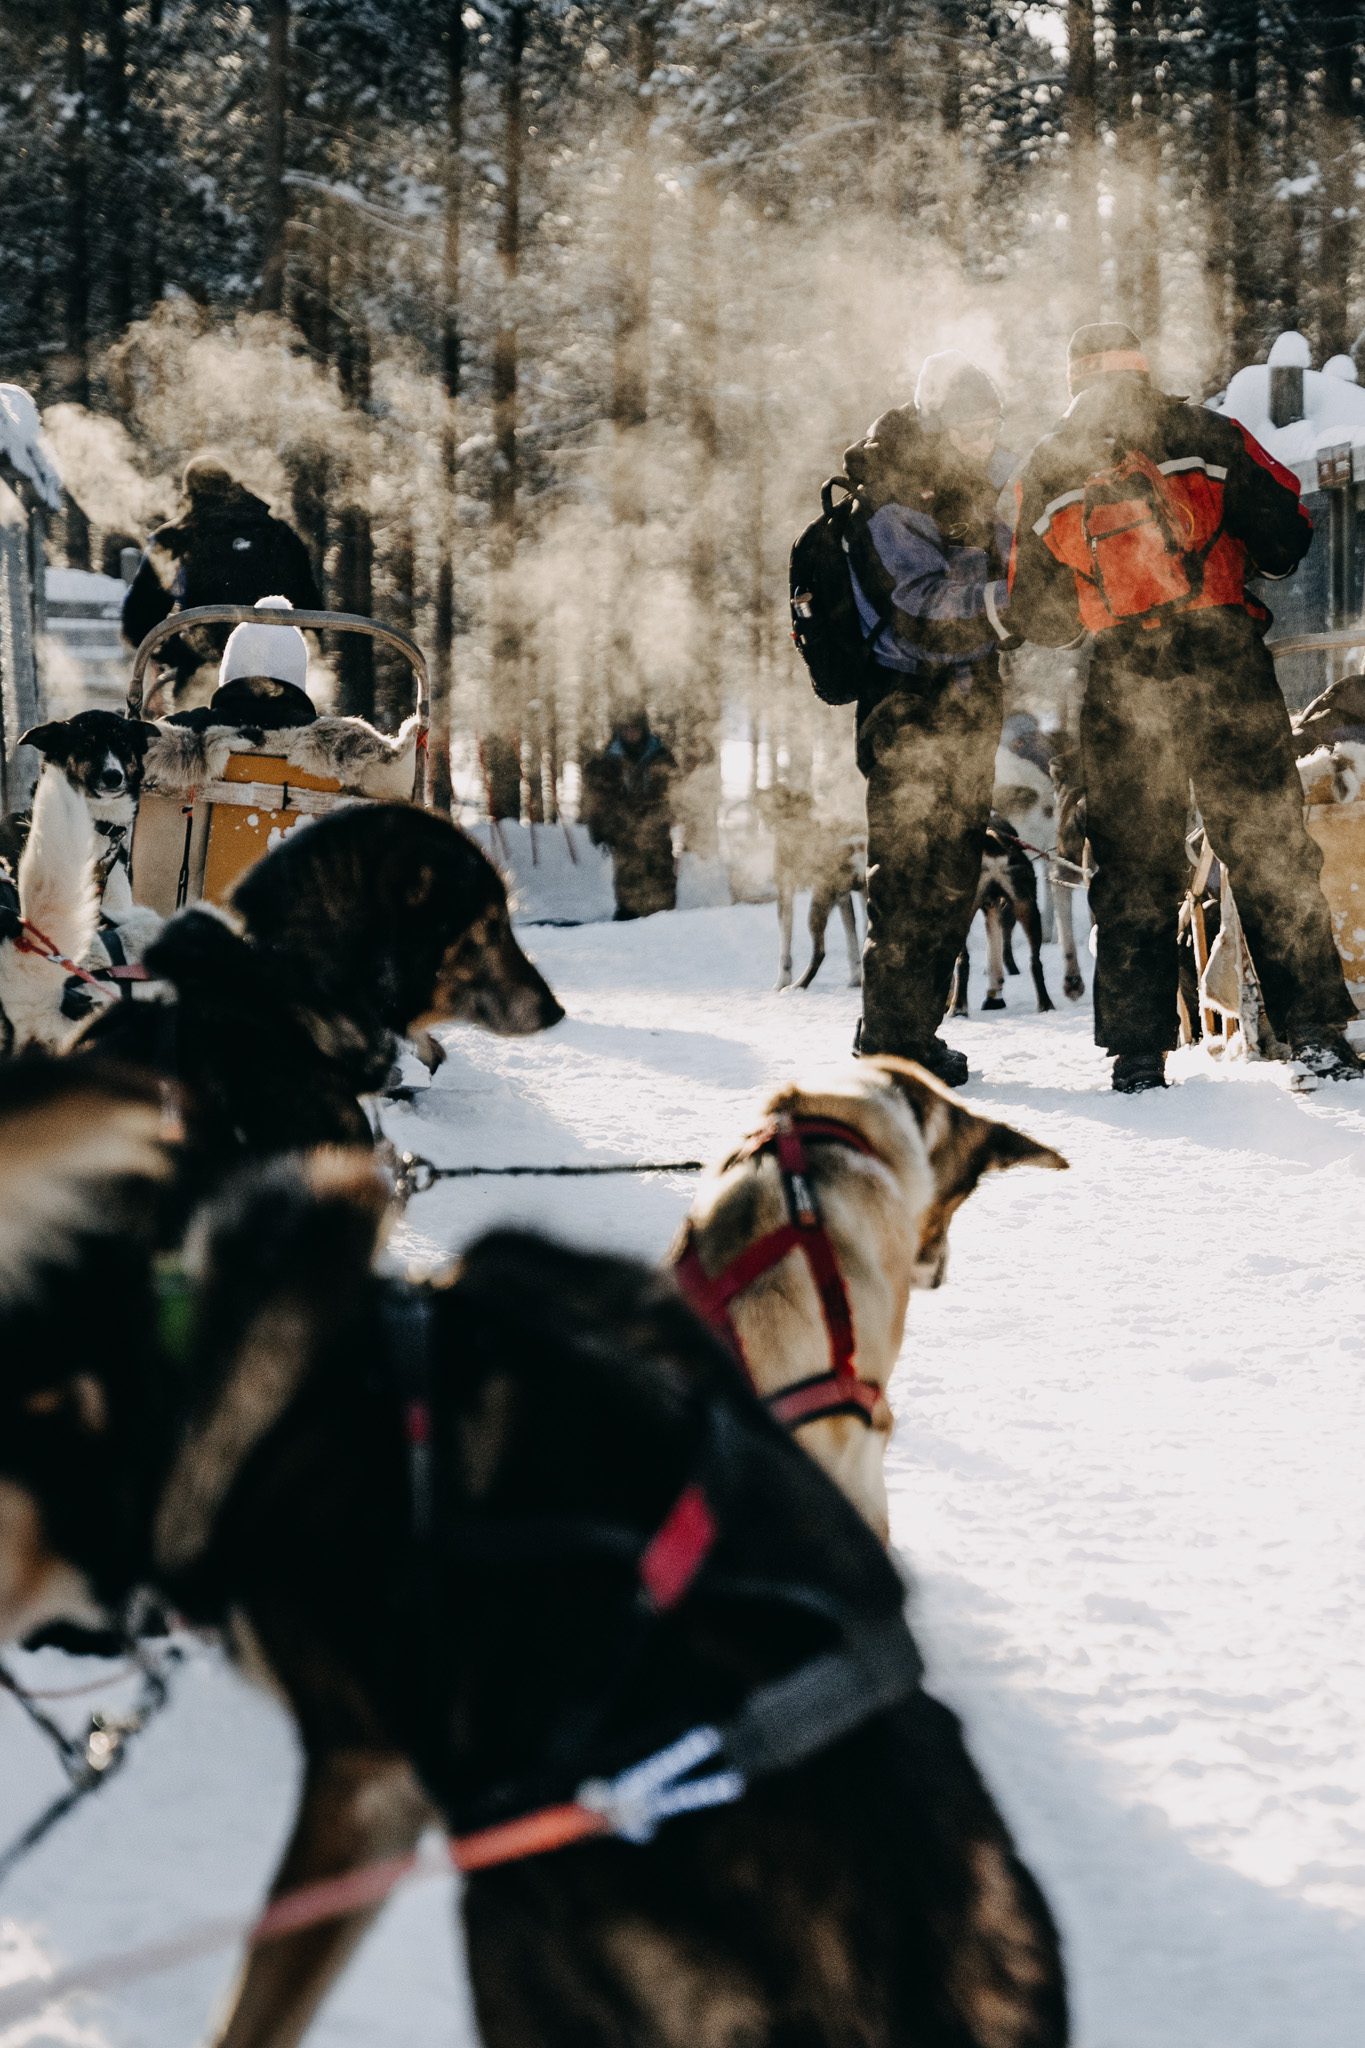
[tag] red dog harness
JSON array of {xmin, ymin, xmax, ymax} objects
[{"xmin": 674, "ymin": 1113, "xmax": 884, "ymax": 1430}]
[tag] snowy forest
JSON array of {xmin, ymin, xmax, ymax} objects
[{"xmin": 2, "ymin": 2, "xmax": 1362, "ymax": 830}]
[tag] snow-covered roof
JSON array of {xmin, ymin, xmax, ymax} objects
[
  {"xmin": 0, "ymin": 385, "xmax": 62, "ymax": 513},
  {"xmin": 1213, "ymin": 357, "xmax": 1365, "ymax": 468}
]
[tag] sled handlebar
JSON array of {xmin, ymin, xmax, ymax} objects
[
  {"xmin": 1267, "ymin": 626, "xmax": 1365, "ymax": 658},
  {"xmin": 127, "ymin": 606, "xmax": 430, "ymax": 803}
]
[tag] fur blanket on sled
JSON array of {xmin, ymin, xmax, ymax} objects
[
  {"xmin": 1296, "ymin": 739, "xmax": 1365, "ymax": 807},
  {"xmin": 143, "ymin": 713, "xmax": 420, "ymax": 803}
]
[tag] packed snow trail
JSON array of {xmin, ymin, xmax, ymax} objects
[{"xmin": 3, "ymin": 901, "xmax": 1364, "ymax": 2048}]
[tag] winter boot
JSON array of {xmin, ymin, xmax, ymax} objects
[
  {"xmin": 853, "ymin": 1020, "xmax": 969, "ymax": 1088},
  {"xmin": 917, "ymin": 1036, "xmax": 971, "ymax": 1087},
  {"xmin": 1287, "ymin": 1030, "xmax": 1365, "ymax": 1089},
  {"xmin": 1112, "ymin": 1050, "xmax": 1167, "ymax": 1094}
]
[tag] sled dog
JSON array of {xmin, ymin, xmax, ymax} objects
[
  {"xmin": 757, "ymin": 785, "xmax": 865, "ymax": 991},
  {"xmin": 951, "ymin": 814, "xmax": 1055, "ymax": 1019},
  {"xmin": 0, "ymin": 770, "xmax": 101, "ymax": 1058},
  {"xmin": 0, "ymin": 1059, "xmax": 1068, "ymax": 2048},
  {"xmin": 1, "ymin": 712, "xmax": 161, "ymax": 919},
  {"xmin": 673, "ymin": 1056, "xmax": 1067, "ymax": 1539},
  {"xmin": 80, "ymin": 802, "xmax": 563, "ymax": 1173}
]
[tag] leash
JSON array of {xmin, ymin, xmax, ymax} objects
[
  {"xmin": 391, "ymin": 1150, "xmax": 704, "ymax": 1200},
  {"xmin": 0, "ymin": 1611, "xmax": 920, "ymax": 2030},
  {"xmin": 0, "ymin": 1425, "xmax": 919, "ymax": 2034},
  {"xmin": 0, "ymin": 1626, "xmax": 180, "ymax": 1890},
  {"xmin": 13, "ymin": 916, "xmax": 151, "ymax": 998},
  {"xmin": 674, "ymin": 1113, "xmax": 884, "ymax": 1430}
]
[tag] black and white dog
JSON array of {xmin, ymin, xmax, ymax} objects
[
  {"xmin": 0, "ymin": 770, "xmax": 100, "ymax": 1057},
  {"xmin": 950, "ymin": 813, "xmax": 1055, "ymax": 1018},
  {"xmin": 3, "ymin": 712, "xmax": 161, "ymax": 921}
]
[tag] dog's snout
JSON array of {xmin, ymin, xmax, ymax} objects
[{"xmin": 98, "ymin": 768, "xmax": 125, "ymax": 792}]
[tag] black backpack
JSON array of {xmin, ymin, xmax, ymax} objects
[{"xmin": 789, "ymin": 478, "xmax": 880, "ymax": 706}]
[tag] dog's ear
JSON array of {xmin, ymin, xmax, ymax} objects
[
  {"xmin": 130, "ymin": 721, "xmax": 162, "ymax": 756},
  {"xmin": 872, "ymin": 1056, "xmax": 1067, "ymax": 1183},
  {"xmin": 979, "ymin": 1118, "xmax": 1068, "ymax": 1175},
  {"xmin": 18, "ymin": 723, "xmax": 65, "ymax": 760}
]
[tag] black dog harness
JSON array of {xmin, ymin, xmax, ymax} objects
[{"xmin": 384, "ymin": 1286, "xmax": 921, "ymax": 1869}]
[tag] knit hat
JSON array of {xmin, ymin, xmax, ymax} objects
[
  {"xmin": 182, "ymin": 453, "xmax": 237, "ymax": 502},
  {"xmin": 218, "ymin": 596, "xmax": 309, "ymax": 690},
  {"xmin": 1068, "ymin": 322, "xmax": 1150, "ymax": 394},
  {"xmin": 914, "ymin": 352, "xmax": 1003, "ymax": 432}
]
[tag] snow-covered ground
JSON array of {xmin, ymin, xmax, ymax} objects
[{"xmin": 4, "ymin": 900, "xmax": 1365, "ymax": 2048}]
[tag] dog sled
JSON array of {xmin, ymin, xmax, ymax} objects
[
  {"xmin": 126, "ymin": 604, "xmax": 429, "ymax": 915},
  {"xmin": 1187, "ymin": 625, "xmax": 1365, "ymax": 1052}
]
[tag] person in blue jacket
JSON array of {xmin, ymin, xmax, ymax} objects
[{"xmin": 847, "ymin": 352, "xmax": 1015, "ymax": 1086}]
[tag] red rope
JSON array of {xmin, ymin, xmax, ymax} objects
[{"xmin": 15, "ymin": 919, "xmax": 119, "ymax": 1002}]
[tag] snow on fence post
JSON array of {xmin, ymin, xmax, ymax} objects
[{"xmin": 1268, "ymin": 329, "xmax": 1310, "ymax": 429}]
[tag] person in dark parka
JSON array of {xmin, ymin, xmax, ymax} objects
[
  {"xmin": 1011, "ymin": 322, "xmax": 1359, "ymax": 1091},
  {"xmin": 848, "ymin": 352, "xmax": 1015, "ymax": 1088},
  {"xmin": 122, "ymin": 455, "xmax": 321, "ymax": 704},
  {"xmin": 582, "ymin": 710, "xmax": 678, "ymax": 920}
]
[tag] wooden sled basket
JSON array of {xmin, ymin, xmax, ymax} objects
[{"xmin": 126, "ymin": 604, "xmax": 429, "ymax": 916}]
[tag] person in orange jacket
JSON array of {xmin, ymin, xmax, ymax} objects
[{"xmin": 1010, "ymin": 322, "xmax": 1358, "ymax": 1091}]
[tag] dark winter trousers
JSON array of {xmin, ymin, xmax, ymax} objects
[
  {"xmin": 1081, "ymin": 610, "xmax": 1351, "ymax": 1054},
  {"xmin": 858, "ymin": 664, "xmax": 1002, "ymax": 1053}
]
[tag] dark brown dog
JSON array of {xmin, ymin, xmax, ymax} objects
[
  {"xmin": 0, "ymin": 1060, "xmax": 1067, "ymax": 2048},
  {"xmin": 81, "ymin": 802, "xmax": 563, "ymax": 1175}
]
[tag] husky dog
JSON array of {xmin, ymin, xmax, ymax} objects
[
  {"xmin": 0, "ymin": 1060, "xmax": 1068, "ymax": 2048},
  {"xmin": 81, "ymin": 802, "xmax": 564, "ymax": 1173},
  {"xmin": 0, "ymin": 772, "xmax": 100, "ymax": 1057},
  {"xmin": 950, "ymin": 814, "xmax": 1055, "ymax": 1019},
  {"xmin": 756, "ymin": 786, "xmax": 865, "ymax": 991},
  {"xmin": 674, "ymin": 1057, "xmax": 1067, "ymax": 1538},
  {"xmin": 2, "ymin": 712, "xmax": 161, "ymax": 919}
]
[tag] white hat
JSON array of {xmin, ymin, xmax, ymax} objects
[{"xmin": 218, "ymin": 596, "xmax": 309, "ymax": 690}]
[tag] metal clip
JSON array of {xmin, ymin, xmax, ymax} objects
[{"xmin": 576, "ymin": 1725, "xmax": 745, "ymax": 1844}]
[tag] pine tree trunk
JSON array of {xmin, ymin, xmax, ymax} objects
[
  {"xmin": 938, "ymin": 0, "xmax": 966, "ymax": 256},
  {"xmin": 104, "ymin": 0, "xmax": 133, "ymax": 329},
  {"xmin": 1227, "ymin": 0, "xmax": 1262, "ymax": 366},
  {"xmin": 62, "ymin": 0, "xmax": 92, "ymax": 567},
  {"xmin": 1318, "ymin": 6, "xmax": 1357, "ymax": 360},
  {"xmin": 430, "ymin": 2, "xmax": 466, "ymax": 815},
  {"xmin": 604, "ymin": 3, "xmax": 659, "ymax": 717},
  {"xmin": 1067, "ymin": 0, "xmax": 1101, "ymax": 316},
  {"xmin": 485, "ymin": 0, "xmax": 528, "ymax": 825},
  {"xmin": 678, "ymin": 171, "xmax": 723, "ymax": 864},
  {"xmin": 144, "ymin": 0, "xmax": 165, "ymax": 303},
  {"xmin": 1113, "ymin": 0, "xmax": 1161, "ymax": 335},
  {"xmin": 1204, "ymin": 20, "xmax": 1234, "ymax": 377},
  {"xmin": 334, "ymin": 225, "xmax": 375, "ymax": 720},
  {"xmin": 384, "ymin": 518, "xmax": 416, "ymax": 731},
  {"xmin": 290, "ymin": 239, "xmax": 331, "ymax": 603},
  {"xmin": 259, "ymin": 0, "xmax": 289, "ymax": 313}
]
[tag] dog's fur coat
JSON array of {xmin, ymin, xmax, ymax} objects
[
  {"xmin": 0, "ymin": 772, "xmax": 101, "ymax": 1057},
  {"xmin": 951, "ymin": 816, "xmax": 1055, "ymax": 1019},
  {"xmin": 674, "ymin": 1058, "xmax": 1067, "ymax": 1537},
  {"xmin": 0, "ymin": 1061, "xmax": 1068, "ymax": 2048},
  {"xmin": 757, "ymin": 786, "xmax": 865, "ymax": 991},
  {"xmin": 80, "ymin": 802, "xmax": 563, "ymax": 1174}
]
